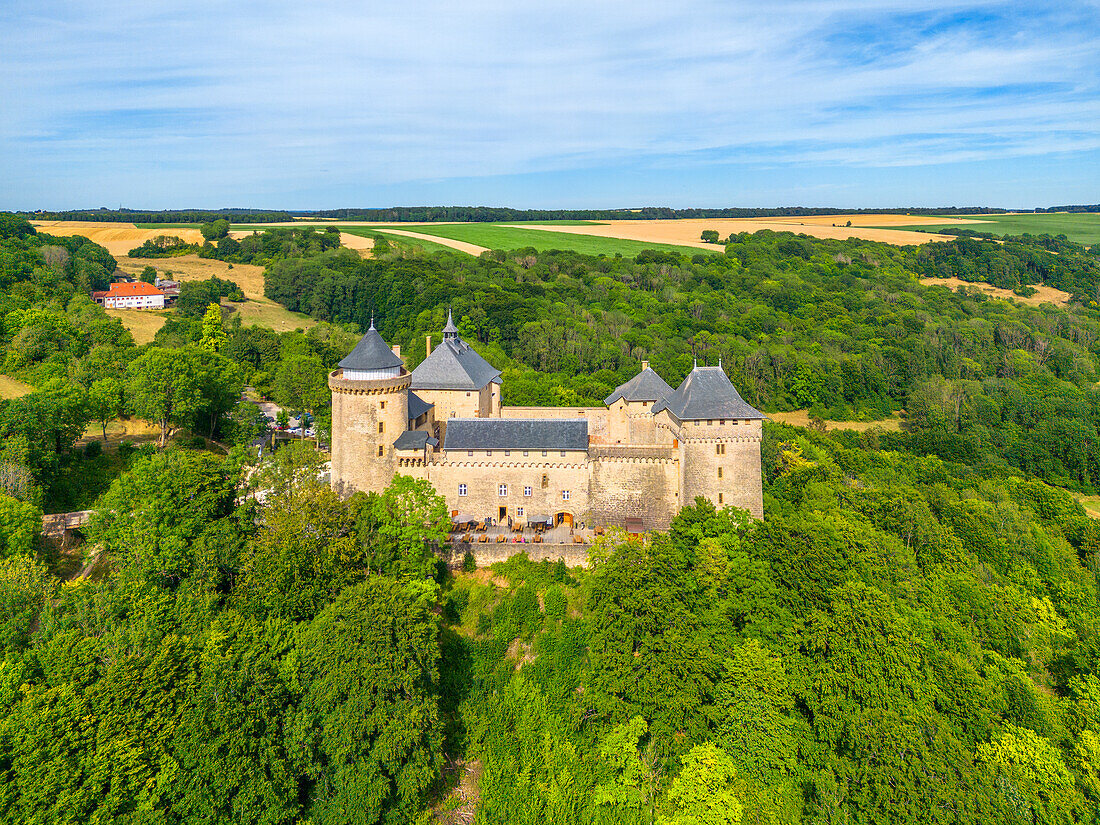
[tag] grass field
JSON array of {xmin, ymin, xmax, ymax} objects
[
  {"xmin": 0, "ymin": 374, "xmax": 34, "ymax": 399},
  {"xmin": 768, "ymin": 409, "xmax": 903, "ymax": 433},
  {"xmin": 341, "ymin": 229, "xmax": 476, "ymax": 256},
  {"xmin": 1074, "ymin": 494, "xmax": 1100, "ymax": 519},
  {"xmin": 890, "ymin": 213, "xmax": 1100, "ymax": 244},
  {"xmin": 115, "ymin": 254, "xmax": 315, "ymax": 333},
  {"xmin": 364, "ymin": 224, "xmax": 715, "ymax": 257},
  {"xmin": 105, "ymin": 309, "xmax": 169, "ymax": 344}
]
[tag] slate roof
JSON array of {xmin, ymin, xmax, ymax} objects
[
  {"xmin": 652, "ymin": 366, "xmax": 765, "ymax": 421},
  {"xmin": 393, "ymin": 430, "xmax": 439, "ymax": 450},
  {"xmin": 407, "ymin": 391, "xmax": 433, "ymax": 420},
  {"xmin": 443, "ymin": 418, "xmax": 588, "ymax": 451},
  {"xmin": 604, "ymin": 367, "xmax": 674, "ymax": 405},
  {"xmin": 338, "ymin": 324, "xmax": 404, "ymax": 372},
  {"xmin": 411, "ymin": 337, "xmax": 502, "ymax": 391}
]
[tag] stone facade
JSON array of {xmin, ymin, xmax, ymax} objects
[{"xmin": 329, "ymin": 326, "xmax": 765, "ymax": 544}]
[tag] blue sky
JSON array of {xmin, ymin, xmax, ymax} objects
[{"xmin": 2, "ymin": 0, "xmax": 1098, "ymax": 210}]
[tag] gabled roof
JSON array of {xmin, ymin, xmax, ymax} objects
[
  {"xmin": 338, "ymin": 324, "xmax": 404, "ymax": 372},
  {"xmin": 411, "ymin": 337, "xmax": 501, "ymax": 391},
  {"xmin": 92, "ymin": 281, "xmax": 164, "ymax": 298},
  {"xmin": 407, "ymin": 391, "xmax": 433, "ymax": 421},
  {"xmin": 393, "ymin": 430, "xmax": 439, "ymax": 451},
  {"xmin": 444, "ymin": 418, "xmax": 588, "ymax": 451},
  {"xmin": 652, "ymin": 366, "xmax": 764, "ymax": 421},
  {"xmin": 604, "ymin": 367, "xmax": 674, "ymax": 405}
]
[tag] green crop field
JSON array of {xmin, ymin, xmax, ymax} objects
[
  {"xmin": 365, "ymin": 223, "xmax": 713, "ymax": 257},
  {"xmin": 891, "ymin": 213, "xmax": 1100, "ymax": 244},
  {"xmin": 338, "ymin": 228, "xmax": 470, "ymax": 256}
]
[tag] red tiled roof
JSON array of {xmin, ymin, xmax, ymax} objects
[{"xmin": 93, "ymin": 282, "xmax": 165, "ymax": 298}]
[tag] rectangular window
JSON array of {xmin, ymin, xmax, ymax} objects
[
  {"xmin": 523, "ymin": 486, "xmax": 532, "ymax": 496},
  {"xmin": 517, "ymin": 506, "xmax": 524, "ymax": 516},
  {"xmin": 458, "ymin": 484, "xmax": 467, "ymax": 496},
  {"xmin": 498, "ymin": 484, "xmax": 508, "ymax": 496},
  {"xmin": 377, "ymin": 446, "xmax": 384, "ymax": 456},
  {"xmin": 486, "ymin": 451, "xmax": 492, "ymax": 456},
  {"xmin": 378, "ymin": 422, "xmax": 384, "ymax": 433},
  {"xmin": 560, "ymin": 451, "xmax": 566, "ymax": 457},
  {"xmin": 562, "ymin": 490, "xmax": 571, "ymax": 501},
  {"xmin": 466, "ymin": 391, "xmax": 471, "ymax": 397},
  {"xmin": 707, "ymin": 419, "xmax": 713, "ymax": 426},
  {"xmin": 380, "ymin": 401, "xmax": 385, "ymax": 409},
  {"xmin": 718, "ymin": 493, "xmax": 724, "ymax": 504},
  {"xmin": 717, "ymin": 467, "xmax": 723, "ymax": 479},
  {"xmin": 468, "ymin": 450, "xmax": 473, "ymax": 456},
  {"xmin": 504, "ymin": 450, "xmax": 510, "ymax": 456},
  {"xmin": 523, "ymin": 451, "xmax": 528, "ymax": 456},
  {"xmin": 542, "ymin": 450, "xmax": 547, "ymax": 457}
]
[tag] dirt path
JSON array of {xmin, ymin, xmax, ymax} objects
[{"xmin": 373, "ymin": 228, "xmax": 488, "ymax": 256}]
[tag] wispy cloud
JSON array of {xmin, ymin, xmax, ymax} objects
[{"xmin": 1, "ymin": 0, "xmax": 1098, "ymax": 207}]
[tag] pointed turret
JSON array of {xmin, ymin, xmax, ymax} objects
[
  {"xmin": 338, "ymin": 321, "xmax": 404, "ymax": 377},
  {"xmin": 653, "ymin": 365, "xmax": 763, "ymax": 421},
  {"xmin": 442, "ymin": 308, "xmax": 458, "ymax": 340}
]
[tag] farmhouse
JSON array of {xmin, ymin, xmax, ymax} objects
[
  {"xmin": 330, "ymin": 312, "xmax": 764, "ymax": 540},
  {"xmin": 92, "ymin": 281, "xmax": 166, "ymax": 309}
]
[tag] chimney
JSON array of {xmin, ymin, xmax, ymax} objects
[
  {"xmin": 392, "ymin": 344, "xmax": 401, "ymax": 358},
  {"xmin": 641, "ymin": 360, "xmax": 649, "ymax": 371},
  {"xmin": 426, "ymin": 335, "xmax": 432, "ymax": 356}
]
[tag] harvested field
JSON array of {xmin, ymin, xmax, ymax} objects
[
  {"xmin": 228, "ymin": 229, "xmax": 374, "ymax": 256},
  {"xmin": 115, "ymin": 254, "xmax": 315, "ymax": 332},
  {"xmin": 768, "ymin": 409, "xmax": 903, "ymax": 432},
  {"xmin": 31, "ymin": 221, "xmax": 204, "ymax": 257},
  {"xmin": 919, "ymin": 276, "xmax": 1072, "ymax": 307},
  {"xmin": 0, "ymin": 374, "xmax": 34, "ymax": 399},
  {"xmin": 507, "ymin": 217, "xmax": 955, "ymax": 247},
  {"xmin": 105, "ymin": 308, "xmax": 168, "ymax": 344}
]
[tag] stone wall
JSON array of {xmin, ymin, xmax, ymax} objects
[
  {"xmin": 427, "ymin": 456, "xmax": 591, "ymax": 525},
  {"xmin": 679, "ymin": 418, "xmax": 763, "ymax": 517},
  {"xmin": 440, "ymin": 541, "xmax": 590, "ymax": 569},
  {"xmin": 329, "ymin": 369, "xmax": 410, "ymax": 495},
  {"xmin": 588, "ymin": 451, "xmax": 680, "ymax": 531},
  {"xmin": 414, "ymin": 386, "xmax": 487, "ymax": 421}
]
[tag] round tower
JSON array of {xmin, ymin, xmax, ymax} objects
[{"xmin": 329, "ymin": 321, "xmax": 410, "ymax": 496}]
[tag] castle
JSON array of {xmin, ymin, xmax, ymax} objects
[{"xmin": 329, "ymin": 312, "xmax": 763, "ymax": 534}]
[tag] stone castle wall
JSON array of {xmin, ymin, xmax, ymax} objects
[
  {"xmin": 426, "ymin": 456, "xmax": 591, "ymax": 524},
  {"xmin": 678, "ymin": 418, "xmax": 763, "ymax": 517},
  {"xmin": 588, "ymin": 449, "xmax": 680, "ymax": 531},
  {"xmin": 329, "ymin": 370, "xmax": 410, "ymax": 495}
]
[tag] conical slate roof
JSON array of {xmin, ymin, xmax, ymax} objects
[
  {"xmin": 604, "ymin": 366, "xmax": 674, "ymax": 405},
  {"xmin": 442, "ymin": 308, "xmax": 459, "ymax": 336},
  {"xmin": 338, "ymin": 323, "xmax": 404, "ymax": 371},
  {"xmin": 652, "ymin": 366, "xmax": 764, "ymax": 421},
  {"xmin": 411, "ymin": 334, "xmax": 501, "ymax": 391}
]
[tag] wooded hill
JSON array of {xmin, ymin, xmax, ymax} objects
[{"xmin": 2, "ymin": 214, "xmax": 1100, "ymax": 822}]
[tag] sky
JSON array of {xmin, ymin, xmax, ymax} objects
[{"xmin": 2, "ymin": 0, "xmax": 1099, "ymax": 210}]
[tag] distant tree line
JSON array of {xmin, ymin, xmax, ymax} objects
[
  {"xmin": 15, "ymin": 208, "xmax": 294, "ymax": 223},
  {"xmin": 309, "ymin": 205, "xmax": 1014, "ymax": 222}
]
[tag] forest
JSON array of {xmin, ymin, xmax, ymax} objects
[{"xmin": 2, "ymin": 214, "xmax": 1100, "ymax": 822}]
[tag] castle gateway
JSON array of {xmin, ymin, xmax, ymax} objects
[{"xmin": 329, "ymin": 312, "xmax": 763, "ymax": 532}]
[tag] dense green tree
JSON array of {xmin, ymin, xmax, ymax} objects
[
  {"xmin": 289, "ymin": 578, "xmax": 443, "ymax": 825},
  {"xmin": 127, "ymin": 347, "xmax": 202, "ymax": 446}
]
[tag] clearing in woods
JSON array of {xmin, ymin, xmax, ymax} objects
[
  {"xmin": 0, "ymin": 374, "xmax": 34, "ymax": 399},
  {"xmin": 919, "ymin": 276, "xmax": 1073, "ymax": 307},
  {"xmin": 768, "ymin": 409, "xmax": 903, "ymax": 432}
]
